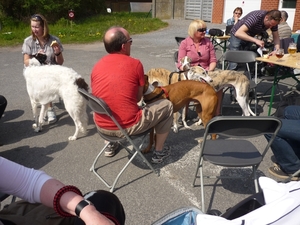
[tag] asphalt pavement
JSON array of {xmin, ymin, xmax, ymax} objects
[{"xmin": 0, "ymin": 19, "xmax": 299, "ymax": 224}]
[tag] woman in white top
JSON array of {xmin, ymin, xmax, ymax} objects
[{"xmin": 0, "ymin": 156, "xmax": 124, "ymax": 225}]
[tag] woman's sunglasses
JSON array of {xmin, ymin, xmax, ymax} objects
[
  {"xmin": 31, "ymin": 14, "xmax": 43, "ymax": 21},
  {"xmin": 197, "ymin": 28, "xmax": 207, "ymax": 33}
]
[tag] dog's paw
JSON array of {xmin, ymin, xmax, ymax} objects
[
  {"xmin": 34, "ymin": 127, "xmax": 42, "ymax": 132},
  {"xmin": 68, "ymin": 136, "xmax": 77, "ymax": 141},
  {"xmin": 183, "ymin": 122, "xmax": 192, "ymax": 130},
  {"xmin": 195, "ymin": 119, "xmax": 203, "ymax": 126},
  {"xmin": 172, "ymin": 126, "xmax": 179, "ymax": 133}
]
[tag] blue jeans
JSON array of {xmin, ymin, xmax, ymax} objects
[
  {"xmin": 228, "ymin": 35, "xmax": 254, "ymax": 70},
  {"xmin": 265, "ymin": 105, "xmax": 300, "ymax": 174}
]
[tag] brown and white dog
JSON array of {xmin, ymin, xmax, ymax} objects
[
  {"xmin": 23, "ymin": 58, "xmax": 88, "ymax": 140},
  {"xmin": 142, "ymin": 75, "xmax": 218, "ymax": 153},
  {"xmin": 147, "ymin": 65, "xmax": 212, "ymax": 132},
  {"xmin": 147, "ymin": 63, "xmax": 255, "ymax": 131}
]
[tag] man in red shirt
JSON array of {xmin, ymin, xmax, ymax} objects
[{"xmin": 91, "ymin": 26, "xmax": 173, "ymax": 164}]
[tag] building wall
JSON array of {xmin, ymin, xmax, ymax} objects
[
  {"xmin": 294, "ymin": 1, "xmax": 300, "ymax": 31},
  {"xmin": 212, "ymin": 1, "xmax": 225, "ymax": 23},
  {"xmin": 153, "ymin": 0, "xmax": 184, "ymax": 19}
]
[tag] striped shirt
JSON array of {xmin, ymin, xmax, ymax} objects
[
  {"xmin": 278, "ymin": 22, "xmax": 292, "ymax": 39},
  {"xmin": 231, "ymin": 10, "xmax": 278, "ymax": 37}
]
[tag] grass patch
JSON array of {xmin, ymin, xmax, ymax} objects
[{"xmin": 0, "ymin": 12, "xmax": 168, "ymax": 47}]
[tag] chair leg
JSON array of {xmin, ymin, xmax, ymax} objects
[
  {"xmin": 200, "ymin": 161, "xmax": 205, "ymax": 212},
  {"xmin": 90, "ymin": 135, "xmax": 159, "ymax": 192}
]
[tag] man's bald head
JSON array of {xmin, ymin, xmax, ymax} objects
[{"xmin": 103, "ymin": 27, "xmax": 129, "ymax": 53}]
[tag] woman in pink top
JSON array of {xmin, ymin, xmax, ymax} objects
[{"xmin": 177, "ymin": 19, "xmax": 222, "ymax": 115}]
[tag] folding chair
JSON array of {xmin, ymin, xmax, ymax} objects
[
  {"xmin": 78, "ymin": 88, "xmax": 159, "ymax": 192},
  {"xmin": 192, "ymin": 116, "xmax": 282, "ymax": 212},
  {"xmin": 223, "ymin": 50, "xmax": 258, "ymax": 115}
]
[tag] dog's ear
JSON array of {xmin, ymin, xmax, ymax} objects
[
  {"xmin": 144, "ymin": 75, "xmax": 148, "ymax": 82},
  {"xmin": 75, "ymin": 78, "xmax": 89, "ymax": 91}
]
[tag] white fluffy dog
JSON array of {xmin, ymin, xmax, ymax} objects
[{"xmin": 23, "ymin": 58, "xmax": 88, "ymax": 140}]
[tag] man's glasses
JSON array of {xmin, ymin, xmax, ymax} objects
[
  {"xmin": 234, "ymin": 12, "xmax": 242, "ymax": 15},
  {"xmin": 125, "ymin": 38, "xmax": 133, "ymax": 44},
  {"xmin": 31, "ymin": 14, "xmax": 43, "ymax": 21},
  {"xmin": 197, "ymin": 28, "xmax": 207, "ymax": 33}
]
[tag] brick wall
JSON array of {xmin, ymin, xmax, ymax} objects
[
  {"xmin": 260, "ymin": 0, "xmax": 279, "ymax": 10},
  {"xmin": 294, "ymin": 1, "xmax": 300, "ymax": 31},
  {"xmin": 211, "ymin": 1, "xmax": 225, "ymax": 23}
]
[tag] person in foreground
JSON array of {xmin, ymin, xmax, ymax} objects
[
  {"xmin": 228, "ymin": 9, "xmax": 281, "ymax": 70},
  {"xmin": 91, "ymin": 26, "xmax": 173, "ymax": 163},
  {"xmin": 177, "ymin": 19, "xmax": 222, "ymax": 116},
  {"xmin": 226, "ymin": 7, "xmax": 243, "ymax": 26},
  {"xmin": 265, "ymin": 105, "xmax": 300, "ymax": 180},
  {"xmin": 22, "ymin": 14, "xmax": 64, "ymax": 124},
  {"xmin": 0, "ymin": 156, "xmax": 125, "ymax": 225}
]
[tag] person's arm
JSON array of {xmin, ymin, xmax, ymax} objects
[
  {"xmin": 208, "ymin": 41, "xmax": 217, "ymax": 71},
  {"xmin": 51, "ymin": 40, "xmax": 64, "ymax": 65},
  {"xmin": 137, "ymin": 86, "xmax": 144, "ymax": 102},
  {"xmin": 177, "ymin": 40, "xmax": 188, "ymax": 70},
  {"xmin": 0, "ymin": 157, "xmax": 114, "ymax": 225},
  {"xmin": 272, "ymin": 30, "xmax": 280, "ymax": 52},
  {"xmin": 23, "ymin": 53, "xmax": 31, "ymax": 67},
  {"xmin": 235, "ymin": 24, "xmax": 265, "ymax": 47},
  {"xmin": 40, "ymin": 179, "xmax": 114, "ymax": 225}
]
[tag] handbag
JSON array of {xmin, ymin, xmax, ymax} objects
[{"xmin": 208, "ymin": 28, "xmax": 224, "ymax": 37}]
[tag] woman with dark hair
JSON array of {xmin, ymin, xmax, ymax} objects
[{"xmin": 226, "ymin": 7, "xmax": 243, "ymax": 26}]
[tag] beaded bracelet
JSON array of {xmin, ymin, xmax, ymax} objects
[{"xmin": 53, "ymin": 185, "xmax": 83, "ymax": 217}]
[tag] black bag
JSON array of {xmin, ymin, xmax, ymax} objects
[{"xmin": 209, "ymin": 28, "xmax": 224, "ymax": 37}]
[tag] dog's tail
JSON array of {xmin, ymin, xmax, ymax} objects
[{"xmin": 75, "ymin": 78, "xmax": 89, "ymax": 91}]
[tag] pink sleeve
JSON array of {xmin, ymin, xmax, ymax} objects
[
  {"xmin": 177, "ymin": 39, "xmax": 188, "ymax": 69},
  {"xmin": 208, "ymin": 40, "xmax": 217, "ymax": 64},
  {"xmin": 0, "ymin": 157, "xmax": 52, "ymax": 203}
]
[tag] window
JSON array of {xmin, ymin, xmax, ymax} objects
[{"xmin": 282, "ymin": 0, "xmax": 296, "ymax": 8}]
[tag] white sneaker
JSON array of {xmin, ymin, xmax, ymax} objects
[{"xmin": 47, "ymin": 108, "xmax": 57, "ymax": 123}]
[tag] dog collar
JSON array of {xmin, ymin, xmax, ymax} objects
[
  {"xmin": 160, "ymin": 87, "xmax": 169, "ymax": 98},
  {"xmin": 144, "ymin": 89, "xmax": 166, "ymax": 103}
]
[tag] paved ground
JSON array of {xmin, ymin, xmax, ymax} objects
[{"xmin": 1, "ymin": 19, "xmax": 299, "ymax": 224}]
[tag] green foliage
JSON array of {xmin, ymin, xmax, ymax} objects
[
  {"xmin": 0, "ymin": 12, "xmax": 168, "ymax": 47},
  {"xmin": 0, "ymin": 0, "xmax": 107, "ymax": 22}
]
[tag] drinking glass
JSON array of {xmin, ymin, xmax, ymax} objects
[
  {"xmin": 275, "ymin": 48, "xmax": 284, "ymax": 61},
  {"xmin": 288, "ymin": 42, "xmax": 297, "ymax": 56},
  {"xmin": 262, "ymin": 48, "xmax": 269, "ymax": 58}
]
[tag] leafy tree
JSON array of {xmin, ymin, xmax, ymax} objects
[{"xmin": 0, "ymin": 0, "xmax": 107, "ymax": 23}]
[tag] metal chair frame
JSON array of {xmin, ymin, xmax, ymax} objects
[
  {"xmin": 192, "ymin": 116, "xmax": 282, "ymax": 212},
  {"xmin": 223, "ymin": 50, "xmax": 258, "ymax": 115},
  {"xmin": 78, "ymin": 88, "xmax": 159, "ymax": 192}
]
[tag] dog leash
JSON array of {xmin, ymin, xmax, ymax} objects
[{"xmin": 168, "ymin": 71, "xmax": 185, "ymax": 85}]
